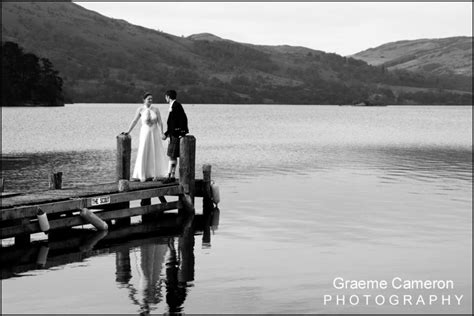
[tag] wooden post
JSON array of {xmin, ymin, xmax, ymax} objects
[
  {"xmin": 0, "ymin": 178, "xmax": 4, "ymax": 192},
  {"xmin": 116, "ymin": 134, "xmax": 131, "ymax": 181},
  {"xmin": 140, "ymin": 198, "xmax": 151, "ymax": 206},
  {"xmin": 118, "ymin": 180, "xmax": 130, "ymax": 192},
  {"xmin": 179, "ymin": 136, "xmax": 196, "ymax": 211},
  {"xmin": 202, "ymin": 165, "xmax": 212, "ymax": 211},
  {"xmin": 49, "ymin": 172, "xmax": 62, "ymax": 189},
  {"xmin": 141, "ymin": 198, "xmax": 157, "ymax": 222},
  {"xmin": 14, "ymin": 219, "xmax": 31, "ymax": 246},
  {"xmin": 15, "ymin": 234, "xmax": 31, "ymax": 245},
  {"xmin": 202, "ymin": 165, "xmax": 213, "ymax": 247},
  {"xmin": 115, "ymin": 134, "xmax": 131, "ymax": 226}
]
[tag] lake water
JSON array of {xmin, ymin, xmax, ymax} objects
[{"xmin": 1, "ymin": 104, "xmax": 472, "ymax": 314}]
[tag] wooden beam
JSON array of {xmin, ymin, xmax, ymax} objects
[
  {"xmin": 1, "ymin": 185, "xmax": 182, "ymax": 221},
  {"xmin": 1, "ymin": 201, "xmax": 180, "ymax": 239},
  {"xmin": 116, "ymin": 134, "xmax": 131, "ymax": 180},
  {"xmin": 1, "ymin": 181, "xmax": 182, "ymax": 209}
]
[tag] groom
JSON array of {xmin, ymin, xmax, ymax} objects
[{"xmin": 162, "ymin": 89, "xmax": 189, "ymax": 183}]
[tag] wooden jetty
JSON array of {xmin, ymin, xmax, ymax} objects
[{"xmin": 1, "ymin": 135, "xmax": 217, "ymax": 245}]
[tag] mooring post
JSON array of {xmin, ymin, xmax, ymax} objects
[
  {"xmin": 49, "ymin": 172, "xmax": 62, "ymax": 189},
  {"xmin": 179, "ymin": 136, "xmax": 196, "ymax": 199},
  {"xmin": 115, "ymin": 133, "xmax": 131, "ymax": 226},
  {"xmin": 178, "ymin": 135, "xmax": 196, "ymax": 215},
  {"xmin": 202, "ymin": 164, "xmax": 213, "ymax": 246},
  {"xmin": 0, "ymin": 177, "xmax": 4, "ymax": 192},
  {"xmin": 48, "ymin": 171, "xmax": 70, "ymax": 217},
  {"xmin": 14, "ymin": 219, "xmax": 31, "ymax": 246},
  {"xmin": 116, "ymin": 133, "xmax": 131, "ymax": 181},
  {"xmin": 202, "ymin": 164, "xmax": 213, "ymax": 212}
]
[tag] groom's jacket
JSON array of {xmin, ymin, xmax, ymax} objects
[{"xmin": 165, "ymin": 101, "xmax": 189, "ymax": 137}]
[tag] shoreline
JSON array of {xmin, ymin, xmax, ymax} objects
[{"xmin": 1, "ymin": 104, "xmax": 64, "ymax": 107}]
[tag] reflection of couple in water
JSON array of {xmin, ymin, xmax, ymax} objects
[{"xmin": 115, "ymin": 231, "xmax": 194, "ymax": 315}]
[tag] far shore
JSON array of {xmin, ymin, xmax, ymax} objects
[{"xmin": 1, "ymin": 103, "xmax": 64, "ymax": 107}]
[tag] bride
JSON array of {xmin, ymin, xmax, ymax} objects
[{"xmin": 124, "ymin": 92, "xmax": 168, "ymax": 182}]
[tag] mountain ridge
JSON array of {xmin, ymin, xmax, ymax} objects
[
  {"xmin": 351, "ymin": 36, "xmax": 472, "ymax": 77},
  {"xmin": 2, "ymin": 2, "xmax": 471, "ymax": 105}
]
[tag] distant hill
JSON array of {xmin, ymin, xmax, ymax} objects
[
  {"xmin": 187, "ymin": 33, "xmax": 225, "ymax": 42},
  {"xmin": 2, "ymin": 2, "xmax": 472, "ymax": 105},
  {"xmin": 351, "ymin": 37, "xmax": 472, "ymax": 77}
]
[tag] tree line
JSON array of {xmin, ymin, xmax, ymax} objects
[
  {"xmin": 2, "ymin": 41, "xmax": 64, "ymax": 106},
  {"xmin": 3, "ymin": 39, "xmax": 470, "ymax": 106}
]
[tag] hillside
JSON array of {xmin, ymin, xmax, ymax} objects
[
  {"xmin": 2, "ymin": 2, "xmax": 472, "ymax": 105},
  {"xmin": 351, "ymin": 37, "xmax": 472, "ymax": 77}
]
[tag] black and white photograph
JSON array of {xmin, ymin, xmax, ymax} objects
[{"xmin": 1, "ymin": 1, "xmax": 472, "ymax": 314}]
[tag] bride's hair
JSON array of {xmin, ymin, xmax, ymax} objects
[{"xmin": 143, "ymin": 92, "xmax": 152, "ymax": 100}]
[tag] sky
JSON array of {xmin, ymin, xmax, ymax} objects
[{"xmin": 76, "ymin": 2, "xmax": 472, "ymax": 56}]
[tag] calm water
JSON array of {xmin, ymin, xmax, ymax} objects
[{"xmin": 1, "ymin": 104, "xmax": 472, "ymax": 314}]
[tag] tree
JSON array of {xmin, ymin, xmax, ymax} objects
[{"xmin": 1, "ymin": 41, "xmax": 64, "ymax": 106}]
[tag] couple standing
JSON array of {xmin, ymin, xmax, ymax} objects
[{"xmin": 123, "ymin": 90, "xmax": 188, "ymax": 183}]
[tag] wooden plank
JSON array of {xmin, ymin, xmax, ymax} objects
[
  {"xmin": 1, "ymin": 201, "xmax": 181, "ymax": 239},
  {"xmin": 0, "ymin": 183, "xmax": 118, "ymax": 208},
  {"xmin": 0, "ymin": 181, "xmax": 182, "ymax": 209},
  {"xmin": 1, "ymin": 185, "xmax": 182, "ymax": 221},
  {"xmin": 0, "ymin": 192, "xmax": 22, "ymax": 198}
]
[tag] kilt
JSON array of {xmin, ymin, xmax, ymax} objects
[{"xmin": 167, "ymin": 136, "xmax": 180, "ymax": 158}]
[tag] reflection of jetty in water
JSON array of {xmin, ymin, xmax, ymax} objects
[{"xmin": 1, "ymin": 208, "xmax": 220, "ymax": 314}]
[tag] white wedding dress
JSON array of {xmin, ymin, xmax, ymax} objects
[{"xmin": 132, "ymin": 107, "xmax": 168, "ymax": 181}]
